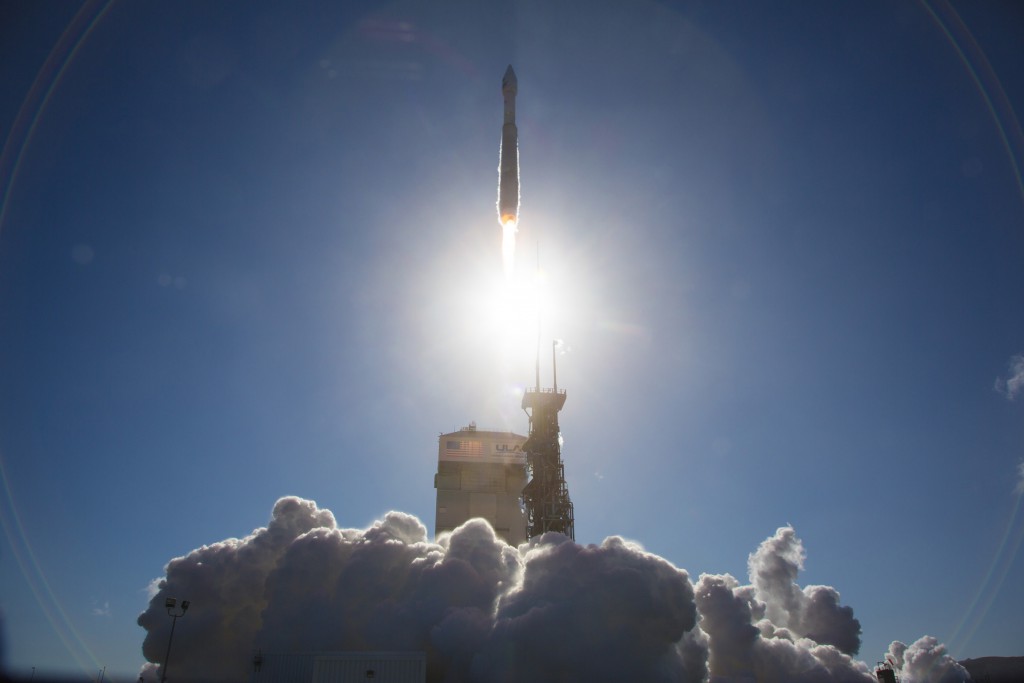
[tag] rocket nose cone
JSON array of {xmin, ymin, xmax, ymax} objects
[{"xmin": 502, "ymin": 65, "xmax": 518, "ymax": 93}]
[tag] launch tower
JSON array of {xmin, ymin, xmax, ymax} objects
[{"xmin": 521, "ymin": 346, "xmax": 574, "ymax": 540}]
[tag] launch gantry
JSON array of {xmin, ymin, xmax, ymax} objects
[{"xmin": 521, "ymin": 345, "xmax": 574, "ymax": 540}]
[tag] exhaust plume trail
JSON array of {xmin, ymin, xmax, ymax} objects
[{"xmin": 501, "ymin": 220, "xmax": 516, "ymax": 276}]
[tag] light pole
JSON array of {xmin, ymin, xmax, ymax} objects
[{"xmin": 161, "ymin": 597, "xmax": 190, "ymax": 683}]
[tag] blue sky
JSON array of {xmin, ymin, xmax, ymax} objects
[{"xmin": 1, "ymin": 0, "xmax": 1022, "ymax": 679}]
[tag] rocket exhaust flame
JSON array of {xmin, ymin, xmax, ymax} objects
[
  {"xmin": 498, "ymin": 65, "xmax": 519, "ymax": 276},
  {"xmin": 501, "ymin": 218, "xmax": 517, "ymax": 275}
]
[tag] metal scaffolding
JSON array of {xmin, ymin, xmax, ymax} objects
[{"xmin": 521, "ymin": 387, "xmax": 574, "ymax": 540}]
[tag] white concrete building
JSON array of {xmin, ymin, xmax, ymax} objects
[{"xmin": 433, "ymin": 423, "xmax": 527, "ymax": 544}]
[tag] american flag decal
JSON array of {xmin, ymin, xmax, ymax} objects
[{"xmin": 445, "ymin": 440, "xmax": 483, "ymax": 457}]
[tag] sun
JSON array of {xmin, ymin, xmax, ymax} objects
[{"xmin": 473, "ymin": 263, "xmax": 547, "ymax": 370}]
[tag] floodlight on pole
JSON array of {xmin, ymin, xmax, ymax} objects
[{"xmin": 161, "ymin": 597, "xmax": 189, "ymax": 683}]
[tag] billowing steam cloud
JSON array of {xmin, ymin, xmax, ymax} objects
[
  {"xmin": 747, "ymin": 526, "xmax": 862, "ymax": 655},
  {"xmin": 886, "ymin": 637, "xmax": 970, "ymax": 683},
  {"xmin": 137, "ymin": 498, "xmax": 337, "ymax": 680},
  {"xmin": 138, "ymin": 499, "xmax": 965, "ymax": 683},
  {"xmin": 694, "ymin": 573, "xmax": 870, "ymax": 682}
]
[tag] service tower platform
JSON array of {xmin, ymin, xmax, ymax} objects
[{"xmin": 521, "ymin": 388, "xmax": 574, "ymax": 540}]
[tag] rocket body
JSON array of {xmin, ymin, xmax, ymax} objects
[{"xmin": 498, "ymin": 65, "xmax": 519, "ymax": 226}]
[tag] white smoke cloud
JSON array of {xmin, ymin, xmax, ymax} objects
[
  {"xmin": 747, "ymin": 526, "xmax": 862, "ymax": 655},
  {"xmin": 994, "ymin": 353, "xmax": 1024, "ymax": 400},
  {"xmin": 137, "ymin": 500, "xmax": 956, "ymax": 683},
  {"xmin": 886, "ymin": 637, "xmax": 969, "ymax": 683},
  {"xmin": 138, "ymin": 497, "xmax": 336, "ymax": 681},
  {"xmin": 1015, "ymin": 461, "xmax": 1024, "ymax": 496},
  {"xmin": 694, "ymin": 527, "xmax": 871, "ymax": 683},
  {"xmin": 471, "ymin": 535, "xmax": 704, "ymax": 682}
]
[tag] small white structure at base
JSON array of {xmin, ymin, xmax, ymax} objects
[{"xmin": 250, "ymin": 651, "xmax": 426, "ymax": 683}]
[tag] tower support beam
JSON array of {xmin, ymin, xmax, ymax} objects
[{"xmin": 521, "ymin": 388, "xmax": 574, "ymax": 540}]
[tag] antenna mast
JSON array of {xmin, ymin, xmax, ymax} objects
[
  {"xmin": 535, "ymin": 241, "xmax": 541, "ymax": 392},
  {"xmin": 552, "ymin": 340, "xmax": 558, "ymax": 392}
]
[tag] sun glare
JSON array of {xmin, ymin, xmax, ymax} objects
[
  {"xmin": 472, "ymin": 263, "xmax": 545, "ymax": 373},
  {"xmin": 434, "ymin": 218, "xmax": 590, "ymax": 394}
]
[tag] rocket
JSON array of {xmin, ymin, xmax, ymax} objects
[{"xmin": 498, "ymin": 65, "xmax": 519, "ymax": 227}]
